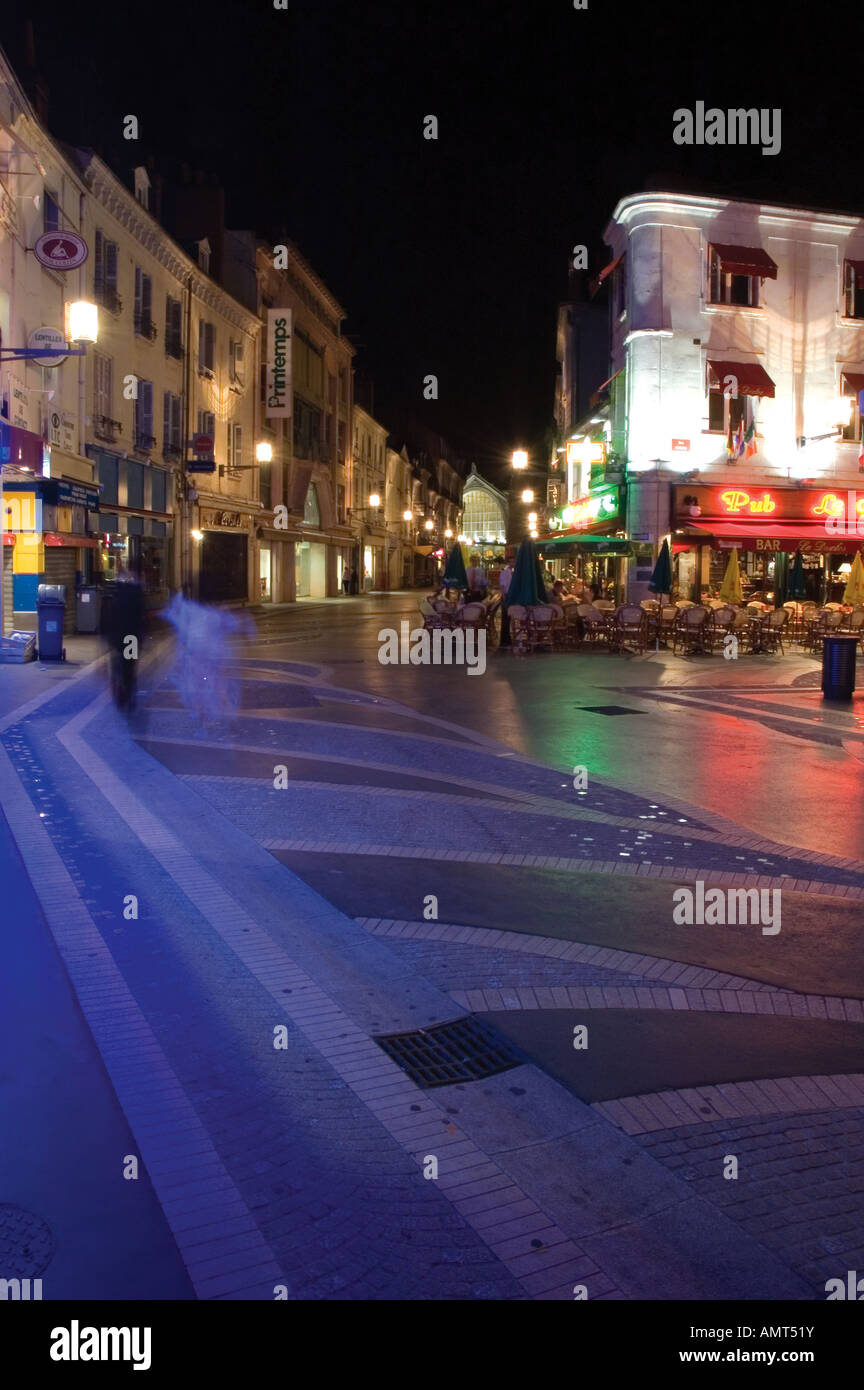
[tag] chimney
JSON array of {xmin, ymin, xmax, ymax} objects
[{"xmin": 21, "ymin": 21, "xmax": 50, "ymax": 124}]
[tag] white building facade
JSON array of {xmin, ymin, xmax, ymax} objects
[{"xmin": 605, "ymin": 191, "xmax": 864, "ymax": 602}]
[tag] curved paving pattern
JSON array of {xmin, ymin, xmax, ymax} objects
[{"xmin": 2, "ymin": 611, "xmax": 862, "ymax": 1300}]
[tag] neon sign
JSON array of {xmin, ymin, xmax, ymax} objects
[
  {"xmin": 565, "ymin": 440, "xmax": 606, "ymax": 468},
  {"xmin": 811, "ymin": 492, "xmax": 864, "ymax": 518},
  {"xmin": 548, "ymin": 486, "xmax": 619, "ymax": 532},
  {"xmin": 720, "ymin": 490, "xmax": 777, "ymax": 515}
]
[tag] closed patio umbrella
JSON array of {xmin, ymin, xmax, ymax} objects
[
  {"xmin": 718, "ymin": 548, "xmax": 744, "ymax": 605},
  {"xmin": 843, "ymin": 551, "xmax": 864, "ymax": 605},
  {"xmin": 789, "ymin": 549, "xmax": 807, "ymax": 600},
  {"xmin": 772, "ymin": 551, "xmax": 789, "ymax": 607},
  {"xmin": 505, "ymin": 537, "xmax": 548, "ymax": 608},
  {"xmin": 441, "ymin": 541, "xmax": 469, "ymax": 591},
  {"xmin": 648, "ymin": 538, "xmax": 672, "ymax": 599}
]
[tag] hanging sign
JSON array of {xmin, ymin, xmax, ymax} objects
[
  {"xmin": 33, "ymin": 231, "xmax": 88, "ymax": 271},
  {"xmin": 265, "ymin": 308, "xmax": 292, "ymax": 419}
]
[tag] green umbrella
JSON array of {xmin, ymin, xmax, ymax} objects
[
  {"xmin": 505, "ymin": 538, "xmax": 548, "ymax": 607},
  {"xmin": 441, "ymin": 541, "xmax": 468, "ymax": 591},
  {"xmin": 648, "ymin": 538, "xmax": 672, "ymax": 597},
  {"xmin": 788, "ymin": 549, "xmax": 807, "ymax": 600},
  {"xmin": 773, "ymin": 551, "xmax": 789, "ymax": 607}
]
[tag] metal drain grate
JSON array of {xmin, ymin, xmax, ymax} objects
[
  {"xmin": 0, "ymin": 1205, "xmax": 55, "ymax": 1278},
  {"xmin": 374, "ymin": 1015, "xmax": 523, "ymax": 1088},
  {"xmin": 576, "ymin": 705, "xmax": 642, "ymax": 716}
]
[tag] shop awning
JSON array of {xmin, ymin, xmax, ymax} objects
[
  {"xmin": 596, "ymin": 253, "xmax": 623, "ymax": 284},
  {"xmin": 414, "ymin": 545, "xmax": 436, "ymax": 556},
  {"xmin": 680, "ymin": 521, "xmax": 863, "ymax": 552},
  {"xmin": 44, "ymin": 532, "xmax": 99, "ymax": 548},
  {"xmin": 711, "ymin": 244, "xmax": 778, "ymax": 279},
  {"xmin": 707, "ymin": 359, "xmax": 776, "ymax": 398},
  {"xmin": 589, "ymin": 368, "xmax": 624, "ymax": 407},
  {"xmin": 541, "ymin": 535, "xmax": 632, "ymax": 556},
  {"xmin": 841, "ymin": 371, "xmax": 864, "ymax": 395}
]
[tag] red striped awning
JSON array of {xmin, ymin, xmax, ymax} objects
[
  {"xmin": 711, "ymin": 244, "xmax": 778, "ymax": 279},
  {"xmin": 681, "ymin": 521, "xmax": 863, "ymax": 553},
  {"xmin": 707, "ymin": 359, "xmax": 776, "ymax": 398}
]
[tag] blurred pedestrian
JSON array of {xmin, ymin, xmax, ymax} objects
[
  {"xmin": 104, "ymin": 563, "xmax": 145, "ymax": 712},
  {"xmin": 342, "ymin": 566, "xmax": 353, "ymax": 596}
]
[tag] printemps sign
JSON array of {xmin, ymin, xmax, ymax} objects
[{"xmin": 547, "ymin": 485, "xmax": 620, "ymax": 534}]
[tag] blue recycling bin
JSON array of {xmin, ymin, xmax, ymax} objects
[
  {"xmin": 36, "ymin": 583, "xmax": 66, "ymax": 662},
  {"xmin": 822, "ymin": 634, "xmax": 858, "ymax": 701}
]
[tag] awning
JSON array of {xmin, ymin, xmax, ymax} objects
[
  {"xmin": 678, "ymin": 522, "xmax": 863, "ymax": 553},
  {"xmin": 841, "ymin": 371, "xmax": 864, "ymax": 395},
  {"xmin": 589, "ymin": 367, "xmax": 624, "ymax": 406},
  {"xmin": 541, "ymin": 535, "xmax": 632, "ymax": 556},
  {"xmin": 847, "ymin": 260, "xmax": 864, "ymax": 290},
  {"xmin": 414, "ymin": 545, "xmax": 436, "ymax": 556},
  {"xmin": 707, "ymin": 359, "xmax": 776, "ymax": 398},
  {"xmin": 711, "ymin": 243, "xmax": 778, "ymax": 279},
  {"xmin": 2, "ymin": 532, "xmax": 16, "ymax": 546},
  {"xmin": 43, "ymin": 532, "xmax": 99, "ymax": 548},
  {"xmin": 596, "ymin": 254, "xmax": 623, "ymax": 284}
]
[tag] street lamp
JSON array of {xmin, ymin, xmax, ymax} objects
[
  {"xmin": 444, "ymin": 528, "xmax": 453, "ymax": 538},
  {"xmin": 521, "ymin": 488, "xmax": 534, "ymax": 503},
  {"xmin": 512, "ymin": 449, "xmax": 528, "ymax": 470},
  {"xmin": 424, "ymin": 519, "xmax": 434, "ymax": 532},
  {"xmin": 403, "ymin": 510, "xmax": 413, "ymax": 522},
  {"xmin": 255, "ymin": 440, "xmax": 273, "ymax": 463},
  {"xmin": 369, "ymin": 493, "xmax": 381, "ymax": 508},
  {"xmin": 64, "ymin": 300, "xmax": 99, "ymax": 344}
]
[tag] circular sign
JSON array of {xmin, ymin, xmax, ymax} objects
[
  {"xmin": 27, "ymin": 327, "xmax": 67, "ymax": 368},
  {"xmin": 33, "ymin": 231, "xmax": 88, "ymax": 271}
]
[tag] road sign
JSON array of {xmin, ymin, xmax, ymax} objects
[
  {"xmin": 187, "ymin": 458, "xmax": 216, "ymax": 474},
  {"xmin": 191, "ymin": 434, "xmax": 214, "ymax": 453},
  {"xmin": 27, "ymin": 327, "xmax": 67, "ymax": 367},
  {"xmin": 33, "ymin": 231, "xmax": 88, "ymax": 271}
]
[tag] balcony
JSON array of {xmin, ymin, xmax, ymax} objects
[
  {"xmin": 133, "ymin": 431, "xmax": 156, "ymax": 453},
  {"xmin": 95, "ymin": 286, "xmax": 123, "ymax": 316},
  {"xmin": 165, "ymin": 337, "xmax": 184, "ymax": 361},
  {"xmin": 162, "ymin": 445, "xmax": 182, "ymax": 464},
  {"xmin": 94, "ymin": 415, "xmax": 122, "ymax": 443},
  {"xmin": 198, "ymin": 364, "xmax": 215, "ymax": 381},
  {"xmin": 134, "ymin": 313, "xmax": 158, "ymax": 341}
]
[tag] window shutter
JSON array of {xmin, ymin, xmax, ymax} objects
[
  {"xmin": 94, "ymin": 229, "xmax": 104, "ymax": 294},
  {"xmin": 234, "ymin": 425, "xmax": 242, "ymax": 468},
  {"xmin": 206, "ymin": 322, "xmax": 214, "ymax": 367},
  {"xmin": 142, "ymin": 381, "xmax": 154, "ymax": 437},
  {"xmin": 173, "ymin": 395, "xmax": 181, "ymax": 447},
  {"xmin": 163, "ymin": 392, "xmax": 171, "ymax": 448},
  {"xmin": 105, "ymin": 241, "xmax": 118, "ymax": 292},
  {"xmin": 198, "ymin": 319, "xmax": 205, "ymax": 366},
  {"xmin": 142, "ymin": 274, "xmax": 152, "ymax": 321},
  {"xmin": 134, "ymin": 268, "xmax": 142, "ymax": 320}
]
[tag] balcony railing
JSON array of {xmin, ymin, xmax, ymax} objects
[
  {"xmin": 134, "ymin": 313, "xmax": 158, "ymax": 341},
  {"xmin": 165, "ymin": 336, "xmax": 184, "ymax": 360},
  {"xmin": 162, "ymin": 445, "xmax": 182, "ymax": 463},
  {"xmin": 133, "ymin": 431, "xmax": 156, "ymax": 452},
  {"xmin": 95, "ymin": 286, "xmax": 123, "ymax": 315},
  {"xmin": 94, "ymin": 414, "xmax": 122, "ymax": 443}
]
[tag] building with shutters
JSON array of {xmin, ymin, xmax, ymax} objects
[
  {"xmin": 352, "ymin": 405, "xmax": 389, "ymax": 589},
  {"xmin": 71, "ymin": 150, "xmax": 261, "ymax": 604},
  {"xmin": 597, "ymin": 189, "xmax": 864, "ymax": 602},
  {"xmin": 256, "ymin": 241, "xmax": 354, "ymax": 600},
  {"xmin": 0, "ymin": 48, "xmax": 102, "ymax": 636}
]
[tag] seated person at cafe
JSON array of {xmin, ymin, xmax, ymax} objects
[{"xmin": 549, "ymin": 579, "xmax": 570, "ymax": 603}]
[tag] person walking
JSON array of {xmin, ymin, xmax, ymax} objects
[
  {"xmin": 342, "ymin": 566, "xmax": 353, "ymax": 596},
  {"xmin": 104, "ymin": 564, "xmax": 145, "ymax": 712}
]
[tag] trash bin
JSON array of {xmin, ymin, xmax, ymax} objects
[
  {"xmin": 36, "ymin": 583, "xmax": 66, "ymax": 662},
  {"xmin": 822, "ymin": 633, "xmax": 858, "ymax": 701},
  {"xmin": 76, "ymin": 585, "xmax": 101, "ymax": 633}
]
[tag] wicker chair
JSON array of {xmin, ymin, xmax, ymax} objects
[
  {"xmin": 757, "ymin": 607, "xmax": 790, "ymax": 654},
  {"xmin": 704, "ymin": 604, "xmax": 736, "ymax": 653},
  {"xmin": 528, "ymin": 604, "xmax": 558, "ymax": 652},
  {"xmin": 507, "ymin": 604, "xmax": 532, "ymax": 654},
  {"xmin": 456, "ymin": 602, "xmax": 486, "ymax": 631},
  {"xmin": 576, "ymin": 603, "xmax": 612, "ymax": 649},
  {"xmin": 805, "ymin": 609, "xmax": 843, "ymax": 654},
  {"xmin": 610, "ymin": 604, "xmax": 648, "ymax": 653},
  {"xmin": 673, "ymin": 605, "xmax": 709, "ymax": 655}
]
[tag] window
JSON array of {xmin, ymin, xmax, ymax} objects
[
  {"xmin": 303, "ymin": 482, "xmax": 321, "ymax": 527},
  {"xmin": 198, "ymin": 320, "xmax": 215, "ymax": 375},
  {"xmin": 197, "ymin": 410, "xmax": 215, "ymax": 442},
  {"xmin": 98, "ymin": 454, "xmax": 119, "ymax": 505},
  {"xmin": 93, "ymin": 230, "xmax": 120, "ymax": 312},
  {"xmin": 844, "ymin": 263, "xmax": 864, "ymax": 320},
  {"xmin": 152, "ymin": 468, "xmax": 167, "ymax": 513},
  {"xmin": 43, "ymin": 190, "xmax": 60, "ymax": 234},
  {"xmin": 134, "ymin": 268, "xmax": 155, "ymax": 338},
  {"xmin": 708, "ymin": 247, "xmax": 759, "ymax": 307},
  {"xmin": 338, "ymin": 367, "xmax": 347, "ymax": 404},
  {"xmin": 229, "ymin": 338, "xmax": 245, "ymax": 386},
  {"xmin": 337, "ymin": 484, "xmax": 346, "ymax": 523},
  {"xmin": 133, "ymin": 166, "xmax": 150, "ymax": 210},
  {"xmin": 329, "ymin": 372, "xmax": 337, "ymax": 406},
  {"xmin": 165, "ymin": 296, "xmax": 183, "ymax": 358},
  {"xmin": 227, "ymin": 422, "xmax": 243, "ymax": 475},
  {"xmin": 841, "ymin": 375, "xmax": 864, "ymax": 442},
  {"xmin": 259, "ymin": 461, "xmax": 272, "ymax": 510},
  {"xmin": 612, "ymin": 255, "xmax": 627, "ymax": 318},
  {"xmin": 126, "ymin": 459, "xmax": 145, "ymax": 508},
  {"xmin": 133, "ymin": 380, "xmax": 155, "ymax": 450},
  {"xmin": 293, "ymin": 398, "xmax": 322, "ymax": 459},
  {"xmin": 196, "ymin": 239, "xmax": 211, "ymax": 274},
  {"xmin": 338, "ymin": 420, "xmax": 346, "ymax": 459},
  {"xmin": 707, "ymin": 383, "xmax": 747, "ymax": 434},
  {"xmin": 163, "ymin": 392, "xmax": 182, "ymax": 457},
  {"xmin": 93, "ymin": 352, "xmax": 115, "ymax": 437}
]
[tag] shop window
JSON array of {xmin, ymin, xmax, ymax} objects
[
  {"xmin": 152, "ymin": 468, "xmax": 167, "ymax": 513},
  {"xmin": 303, "ymin": 482, "xmax": 321, "ymax": 528},
  {"xmin": 98, "ymin": 455, "xmax": 119, "ymax": 506},
  {"xmin": 126, "ymin": 459, "xmax": 145, "ymax": 509},
  {"xmin": 708, "ymin": 247, "xmax": 759, "ymax": 307}
]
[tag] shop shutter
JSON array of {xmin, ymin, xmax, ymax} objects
[{"xmin": 44, "ymin": 548, "xmax": 77, "ymax": 633}]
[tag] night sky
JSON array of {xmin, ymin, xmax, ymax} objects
[{"xmin": 2, "ymin": 0, "xmax": 851, "ymax": 485}]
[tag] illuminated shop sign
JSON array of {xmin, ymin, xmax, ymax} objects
[
  {"xmin": 565, "ymin": 440, "xmax": 606, "ymax": 468},
  {"xmin": 676, "ymin": 486, "xmax": 864, "ymax": 523},
  {"xmin": 548, "ymin": 485, "xmax": 619, "ymax": 532}
]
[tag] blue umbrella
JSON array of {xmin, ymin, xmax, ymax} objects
[
  {"xmin": 441, "ymin": 542, "xmax": 468, "ymax": 591},
  {"xmin": 648, "ymin": 538, "xmax": 673, "ymax": 598},
  {"xmin": 505, "ymin": 538, "xmax": 548, "ymax": 607}
]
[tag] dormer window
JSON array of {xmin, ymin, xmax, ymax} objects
[
  {"xmin": 133, "ymin": 167, "xmax": 150, "ymax": 211},
  {"xmin": 196, "ymin": 238, "xmax": 211, "ymax": 274}
]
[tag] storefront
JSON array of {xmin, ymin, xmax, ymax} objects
[
  {"xmin": 198, "ymin": 508, "xmax": 251, "ymax": 602},
  {"xmin": 2, "ymin": 474, "xmax": 101, "ymax": 632},
  {"xmin": 296, "ymin": 539, "xmax": 327, "ymax": 598},
  {"xmin": 672, "ymin": 484, "xmax": 864, "ymax": 602},
  {"xmin": 539, "ymin": 484, "xmax": 637, "ymax": 600}
]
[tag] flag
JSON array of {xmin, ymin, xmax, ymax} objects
[
  {"xmin": 744, "ymin": 398, "xmax": 758, "ymax": 458},
  {"xmin": 734, "ymin": 414, "xmax": 746, "ymax": 459},
  {"xmin": 725, "ymin": 419, "xmax": 735, "ymax": 458}
]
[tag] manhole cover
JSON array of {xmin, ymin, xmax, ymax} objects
[
  {"xmin": 0, "ymin": 1205, "xmax": 55, "ymax": 1278},
  {"xmin": 374, "ymin": 1015, "xmax": 523, "ymax": 1088},
  {"xmin": 576, "ymin": 705, "xmax": 642, "ymax": 716}
]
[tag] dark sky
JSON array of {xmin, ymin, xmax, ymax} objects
[{"xmin": 3, "ymin": 0, "xmax": 852, "ymax": 485}]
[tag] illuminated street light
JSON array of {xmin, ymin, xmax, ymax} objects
[
  {"xmin": 444, "ymin": 528, "xmax": 453, "ymax": 538},
  {"xmin": 512, "ymin": 449, "xmax": 528, "ymax": 470},
  {"xmin": 425, "ymin": 519, "xmax": 434, "ymax": 531},
  {"xmin": 521, "ymin": 489, "xmax": 534, "ymax": 503},
  {"xmin": 403, "ymin": 510, "xmax": 413, "ymax": 522},
  {"xmin": 64, "ymin": 300, "xmax": 98, "ymax": 344},
  {"xmin": 255, "ymin": 441, "xmax": 273, "ymax": 463},
  {"xmin": 368, "ymin": 493, "xmax": 381, "ymax": 508},
  {"xmin": 190, "ymin": 529, "xmax": 204, "ymax": 542}
]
